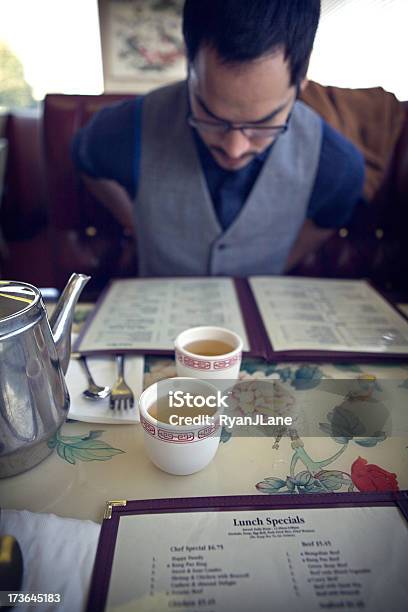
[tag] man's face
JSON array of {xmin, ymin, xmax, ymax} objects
[{"xmin": 189, "ymin": 46, "xmax": 297, "ymax": 171}]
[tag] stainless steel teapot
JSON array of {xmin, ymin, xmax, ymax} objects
[{"xmin": 0, "ymin": 273, "xmax": 90, "ymax": 478}]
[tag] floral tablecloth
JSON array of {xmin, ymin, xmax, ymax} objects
[{"xmin": 1, "ymin": 355, "xmax": 407, "ymax": 523}]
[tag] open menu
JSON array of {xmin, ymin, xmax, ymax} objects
[
  {"xmin": 74, "ymin": 277, "xmax": 408, "ymax": 361},
  {"xmin": 87, "ymin": 492, "xmax": 408, "ymax": 612}
]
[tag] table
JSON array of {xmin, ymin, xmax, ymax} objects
[
  {"xmin": 1, "ymin": 302, "xmax": 407, "ymax": 612},
  {"xmin": 1, "ymin": 355, "xmax": 407, "ymax": 523}
]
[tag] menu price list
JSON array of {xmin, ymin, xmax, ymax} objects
[
  {"xmin": 297, "ymin": 539, "xmax": 370, "ymax": 609},
  {"xmin": 153, "ymin": 541, "xmax": 370, "ymax": 610},
  {"xmin": 77, "ymin": 278, "xmax": 249, "ymax": 352},
  {"xmin": 150, "ymin": 543, "xmax": 251, "ymax": 611},
  {"xmin": 106, "ymin": 508, "xmax": 408, "ymax": 612}
]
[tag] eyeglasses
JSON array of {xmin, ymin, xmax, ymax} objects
[{"xmin": 187, "ymin": 112, "xmax": 291, "ymax": 141}]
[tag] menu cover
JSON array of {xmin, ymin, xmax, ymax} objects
[
  {"xmin": 74, "ymin": 276, "xmax": 408, "ymax": 362},
  {"xmin": 87, "ymin": 491, "xmax": 408, "ymax": 612}
]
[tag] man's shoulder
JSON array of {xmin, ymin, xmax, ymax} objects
[
  {"xmin": 143, "ymin": 80, "xmax": 187, "ymax": 111},
  {"xmin": 87, "ymin": 97, "xmax": 141, "ymax": 134},
  {"xmin": 320, "ymin": 119, "xmax": 365, "ymax": 171},
  {"xmin": 307, "ymin": 119, "xmax": 365, "ymax": 228},
  {"xmin": 72, "ymin": 96, "xmax": 143, "ymax": 190}
]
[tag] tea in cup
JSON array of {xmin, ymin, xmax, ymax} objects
[
  {"xmin": 175, "ymin": 326, "xmax": 243, "ymax": 382},
  {"xmin": 139, "ymin": 377, "xmax": 223, "ymax": 475}
]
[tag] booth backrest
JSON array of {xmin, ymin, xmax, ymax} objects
[
  {"xmin": 1, "ymin": 110, "xmax": 47, "ymax": 240},
  {"xmin": 293, "ymin": 101, "xmax": 408, "ymax": 292},
  {"xmin": 43, "ymin": 94, "xmax": 136, "ymax": 290}
]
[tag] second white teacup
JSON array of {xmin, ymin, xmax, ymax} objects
[{"xmin": 175, "ymin": 326, "xmax": 243, "ymax": 383}]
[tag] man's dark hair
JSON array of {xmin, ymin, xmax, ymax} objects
[{"xmin": 183, "ymin": 0, "xmax": 321, "ymax": 85}]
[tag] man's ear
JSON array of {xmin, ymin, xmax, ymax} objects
[{"xmin": 299, "ymin": 77, "xmax": 309, "ymax": 93}]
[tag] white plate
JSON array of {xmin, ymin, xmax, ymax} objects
[{"xmin": 66, "ymin": 356, "xmax": 144, "ymax": 424}]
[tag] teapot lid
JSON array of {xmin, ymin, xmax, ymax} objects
[{"xmin": 0, "ymin": 281, "xmax": 41, "ymax": 338}]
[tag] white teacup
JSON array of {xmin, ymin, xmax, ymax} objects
[
  {"xmin": 139, "ymin": 377, "xmax": 223, "ymax": 475},
  {"xmin": 175, "ymin": 326, "xmax": 243, "ymax": 383}
]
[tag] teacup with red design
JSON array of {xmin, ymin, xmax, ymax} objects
[
  {"xmin": 175, "ymin": 326, "xmax": 243, "ymax": 383},
  {"xmin": 139, "ymin": 377, "xmax": 223, "ymax": 475}
]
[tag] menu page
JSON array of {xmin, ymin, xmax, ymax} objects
[
  {"xmin": 249, "ymin": 276, "xmax": 408, "ymax": 353},
  {"xmin": 105, "ymin": 506, "xmax": 408, "ymax": 612},
  {"xmin": 77, "ymin": 278, "xmax": 249, "ymax": 352}
]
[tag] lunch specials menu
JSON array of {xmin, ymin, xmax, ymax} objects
[
  {"xmin": 75, "ymin": 276, "xmax": 408, "ymax": 358},
  {"xmin": 103, "ymin": 506, "xmax": 408, "ymax": 611}
]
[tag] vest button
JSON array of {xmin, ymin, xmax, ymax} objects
[
  {"xmin": 218, "ymin": 244, "xmax": 227, "ymax": 250},
  {"xmin": 85, "ymin": 225, "xmax": 98, "ymax": 237}
]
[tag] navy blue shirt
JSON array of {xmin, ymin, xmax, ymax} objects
[{"xmin": 72, "ymin": 97, "xmax": 365, "ymax": 230}]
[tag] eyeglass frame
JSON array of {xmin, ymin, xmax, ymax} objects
[{"xmin": 186, "ymin": 112, "xmax": 293, "ymax": 141}]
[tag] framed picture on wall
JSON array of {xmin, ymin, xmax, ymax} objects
[{"xmin": 98, "ymin": 0, "xmax": 187, "ymax": 93}]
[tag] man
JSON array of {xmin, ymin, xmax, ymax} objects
[{"xmin": 72, "ymin": 0, "xmax": 364, "ymax": 276}]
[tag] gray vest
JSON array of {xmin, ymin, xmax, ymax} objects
[{"xmin": 135, "ymin": 81, "xmax": 322, "ymax": 276}]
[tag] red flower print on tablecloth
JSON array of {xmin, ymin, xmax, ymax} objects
[{"xmin": 351, "ymin": 457, "xmax": 399, "ymax": 492}]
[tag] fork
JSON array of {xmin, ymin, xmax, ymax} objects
[{"xmin": 109, "ymin": 354, "xmax": 134, "ymax": 411}]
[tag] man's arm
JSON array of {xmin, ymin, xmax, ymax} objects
[
  {"xmin": 284, "ymin": 219, "xmax": 334, "ymax": 272},
  {"xmin": 71, "ymin": 98, "xmax": 141, "ymax": 234},
  {"xmin": 81, "ymin": 174, "xmax": 135, "ymax": 236},
  {"xmin": 284, "ymin": 121, "xmax": 366, "ymax": 271}
]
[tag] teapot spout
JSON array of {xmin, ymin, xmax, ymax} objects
[{"xmin": 49, "ymin": 273, "xmax": 91, "ymax": 374}]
